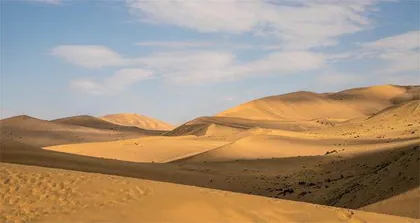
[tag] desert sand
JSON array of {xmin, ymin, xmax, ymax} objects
[{"xmin": 1, "ymin": 84, "xmax": 419, "ymax": 222}]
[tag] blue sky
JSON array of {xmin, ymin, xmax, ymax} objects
[{"xmin": 1, "ymin": 0, "xmax": 419, "ymax": 124}]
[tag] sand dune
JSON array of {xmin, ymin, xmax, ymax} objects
[
  {"xmin": 100, "ymin": 113, "xmax": 174, "ymax": 131},
  {"xmin": 176, "ymin": 134, "xmax": 420, "ymax": 163},
  {"xmin": 217, "ymin": 85, "xmax": 419, "ymax": 121},
  {"xmin": 52, "ymin": 115, "xmax": 166, "ymax": 134},
  {"xmin": 1, "ymin": 163, "xmax": 417, "ymax": 223},
  {"xmin": 165, "ymin": 116, "xmax": 320, "ymax": 137},
  {"xmin": 45, "ymin": 136, "xmax": 228, "ymax": 163},
  {"xmin": 174, "ymin": 100, "xmax": 419, "ymax": 163}
]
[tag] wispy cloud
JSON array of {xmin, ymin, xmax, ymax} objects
[
  {"xmin": 222, "ymin": 96, "xmax": 235, "ymax": 101},
  {"xmin": 136, "ymin": 41, "xmax": 214, "ymax": 48},
  {"xmin": 70, "ymin": 69, "xmax": 153, "ymax": 95},
  {"xmin": 361, "ymin": 30, "xmax": 419, "ymax": 73},
  {"xmin": 136, "ymin": 40, "xmax": 285, "ymax": 51},
  {"xmin": 138, "ymin": 50, "xmax": 328, "ymax": 85},
  {"xmin": 52, "ymin": 44, "xmax": 329, "ymax": 86},
  {"xmin": 127, "ymin": 0, "xmax": 379, "ymax": 50},
  {"xmin": 50, "ymin": 45, "xmax": 134, "ymax": 69}
]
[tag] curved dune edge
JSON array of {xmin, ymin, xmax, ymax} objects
[
  {"xmin": 360, "ymin": 187, "xmax": 420, "ymax": 219},
  {"xmin": 175, "ymin": 135, "xmax": 420, "ymax": 163},
  {"xmin": 1, "ymin": 163, "xmax": 417, "ymax": 223},
  {"xmin": 44, "ymin": 136, "xmax": 229, "ymax": 163}
]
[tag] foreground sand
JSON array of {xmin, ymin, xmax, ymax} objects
[{"xmin": 1, "ymin": 163, "xmax": 418, "ymax": 223}]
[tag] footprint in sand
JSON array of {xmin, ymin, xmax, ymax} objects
[{"xmin": 337, "ymin": 209, "xmax": 366, "ymax": 223}]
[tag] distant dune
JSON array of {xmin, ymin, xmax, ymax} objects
[
  {"xmin": 100, "ymin": 113, "xmax": 174, "ymax": 131},
  {"xmin": 1, "ymin": 115, "xmax": 164, "ymax": 148},
  {"xmin": 51, "ymin": 115, "xmax": 165, "ymax": 134}
]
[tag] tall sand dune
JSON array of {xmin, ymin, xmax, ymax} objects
[
  {"xmin": 217, "ymin": 85, "xmax": 419, "ymax": 121},
  {"xmin": 100, "ymin": 113, "xmax": 174, "ymax": 131}
]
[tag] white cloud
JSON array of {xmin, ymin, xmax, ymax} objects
[
  {"xmin": 138, "ymin": 50, "xmax": 327, "ymax": 84},
  {"xmin": 70, "ymin": 69, "xmax": 153, "ymax": 95},
  {"xmin": 70, "ymin": 79, "xmax": 106, "ymax": 96},
  {"xmin": 136, "ymin": 41, "xmax": 214, "ymax": 48},
  {"xmin": 363, "ymin": 31, "xmax": 419, "ymax": 51},
  {"xmin": 29, "ymin": 0, "xmax": 61, "ymax": 4},
  {"xmin": 222, "ymin": 96, "xmax": 235, "ymax": 101},
  {"xmin": 127, "ymin": 0, "xmax": 259, "ymax": 33},
  {"xmin": 50, "ymin": 45, "xmax": 134, "ymax": 69},
  {"xmin": 361, "ymin": 30, "xmax": 419, "ymax": 73},
  {"xmin": 54, "ymin": 43, "xmax": 328, "ymax": 86},
  {"xmin": 127, "ymin": 0, "xmax": 379, "ymax": 50}
]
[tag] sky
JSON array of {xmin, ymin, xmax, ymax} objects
[{"xmin": 1, "ymin": 0, "xmax": 419, "ymax": 124}]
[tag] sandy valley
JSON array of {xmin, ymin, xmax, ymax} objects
[{"xmin": 1, "ymin": 85, "xmax": 419, "ymax": 222}]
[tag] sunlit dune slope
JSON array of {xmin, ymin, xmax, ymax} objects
[
  {"xmin": 311, "ymin": 100, "xmax": 420, "ymax": 139},
  {"xmin": 44, "ymin": 136, "xmax": 229, "ymax": 163},
  {"xmin": 100, "ymin": 113, "xmax": 174, "ymax": 131},
  {"xmin": 1, "ymin": 163, "xmax": 417, "ymax": 223}
]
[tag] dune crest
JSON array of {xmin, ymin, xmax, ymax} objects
[{"xmin": 217, "ymin": 85, "xmax": 419, "ymax": 121}]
